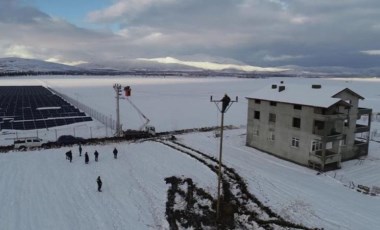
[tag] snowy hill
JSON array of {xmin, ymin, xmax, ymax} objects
[
  {"xmin": 0, "ymin": 57, "xmax": 84, "ymax": 73},
  {"xmin": 1, "ymin": 56, "xmax": 380, "ymax": 77},
  {"xmin": 78, "ymin": 58, "xmax": 199, "ymax": 72},
  {"xmin": 136, "ymin": 56, "xmax": 289, "ymax": 72},
  {"xmin": 281, "ymin": 65, "xmax": 380, "ymax": 77},
  {"xmin": 80, "ymin": 55, "xmax": 278, "ymax": 72}
]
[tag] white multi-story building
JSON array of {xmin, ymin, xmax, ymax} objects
[{"xmin": 246, "ymin": 83, "xmax": 372, "ymax": 171}]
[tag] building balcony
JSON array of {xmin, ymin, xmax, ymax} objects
[
  {"xmin": 354, "ymin": 140, "xmax": 368, "ymax": 156},
  {"xmin": 355, "ymin": 124, "xmax": 370, "ymax": 133},
  {"xmin": 309, "ymin": 150, "xmax": 341, "ymax": 165},
  {"xmin": 357, "ymin": 107, "xmax": 372, "ymax": 116},
  {"xmin": 313, "ymin": 129, "xmax": 344, "ymax": 142},
  {"xmin": 314, "ymin": 112, "xmax": 347, "ymax": 121}
]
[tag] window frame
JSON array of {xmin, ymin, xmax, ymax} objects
[
  {"xmin": 254, "ymin": 111, "xmax": 260, "ymax": 120},
  {"xmin": 268, "ymin": 132, "xmax": 275, "ymax": 141},
  {"xmin": 269, "ymin": 113, "xmax": 276, "ymax": 123},
  {"xmin": 292, "ymin": 117, "xmax": 301, "ymax": 128},
  {"xmin": 311, "ymin": 140, "xmax": 323, "ymax": 152},
  {"xmin": 294, "ymin": 104, "xmax": 302, "ymax": 110},
  {"xmin": 253, "ymin": 128, "xmax": 259, "ymax": 136},
  {"xmin": 344, "ymin": 119, "xmax": 349, "ymax": 127},
  {"xmin": 291, "ymin": 137, "xmax": 300, "ymax": 148},
  {"xmin": 270, "ymin": 101, "xmax": 277, "ymax": 106}
]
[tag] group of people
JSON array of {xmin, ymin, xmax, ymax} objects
[
  {"xmin": 65, "ymin": 145, "xmax": 118, "ymax": 164},
  {"xmin": 65, "ymin": 145, "xmax": 119, "ymax": 192}
]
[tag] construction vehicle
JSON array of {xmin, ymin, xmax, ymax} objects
[{"xmin": 122, "ymin": 86, "xmax": 156, "ymax": 137}]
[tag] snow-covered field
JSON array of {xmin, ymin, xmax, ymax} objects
[{"xmin": 1, "ymin": 75, "xmax": 380, "ymax": 229}]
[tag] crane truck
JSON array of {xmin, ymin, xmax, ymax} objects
[
  {"xmin": 122, "ymin": 86, "xmax": 156, "ymax": 138},
  {"xmin": 125, "ymin": 97, "xmax": 156, "ymax": 136}
]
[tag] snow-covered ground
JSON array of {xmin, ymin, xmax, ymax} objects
[
  {"xmin": 0, "ymin": 141, "xmax": 216, "ymax": 230},
  {"xmin": 1, "ymin": 75, "xmax": 380, "ymax": 229},
  {"xmin": 179, "ymin": 129, "xmax": 380, "ymax": 230}
]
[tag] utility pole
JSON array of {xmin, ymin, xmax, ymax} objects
[
  {"xmin": 113, "ymin": 84, "xmax": 123, "ymax": 137},
  {"xmin": 210, "ymin": 94, "xmax": 238, "ymax": 221}
]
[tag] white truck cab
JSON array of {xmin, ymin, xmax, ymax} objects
[{"xmin": 14, "ymin": 137, "xmax": 46, "ymax": 149}]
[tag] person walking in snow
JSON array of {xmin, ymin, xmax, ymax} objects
[
  {"xmin": 69, "ymin": 151, "xmax": 73, "ymax": 163},
  {"xmin": 66, "ymin": 150, "xmax": 72, "ymax": 163},
  {"xmin": 79, "ymin": 144, "xmax": 82, "ymax": 157},
  {"xmin": 113, "ymin": 147, "xmax": 118, "ymax": 159},
  {"xmin": 94, "ymin": 150, "xmax": 99, "ymax": 162},
  {"xmin": 65, "ymin": 150, "xmax": 70, "ymax": 160},
  {"xmin": 85, "ymin": 152, "xmax": 89, "ymax": 164},
  {"xmin": 97, "ymin": 176, "xmax": 102, "ymax": 192}
]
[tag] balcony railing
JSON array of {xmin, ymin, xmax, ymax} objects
[
  {"xmin": 353, "ymin": 140, "xmax": 368, "ymax": 157},
  {"xmin": 313, "ymin": 129, "xmax": 344, "ymax": 141},
  {"xmin": 309, "ymin": 150, "xmax": 341, "ymax": 164},
  {"xmin": 355, "ymin": 124, "xmax": 370, "ymax": 133},
  {"xmin": 314, "ymin": 112, "xmax": 347, "ymax": 121},
  {"xmin": 357, "ymin": 107, "xmax": 372, "ymax": 116}
]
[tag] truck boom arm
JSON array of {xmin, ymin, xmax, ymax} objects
[{"xmin": 126, "ymin": 97, "xmax": 150, "ymax": 130}]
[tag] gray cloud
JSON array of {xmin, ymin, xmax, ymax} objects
[
  {"xmin": 0, "ymin": 0, "xmax": 49, "ymax": 24},
  {"xmin": 88, "ymin": 0, "xmax": 380, "ymax": 67},
  {"xmin": 1, "ymin": 0, "xmax": 379, "ymax": 68},
  {"xmin": 0, "ymin": 1, "xmax": 122, "ymax": 63}
]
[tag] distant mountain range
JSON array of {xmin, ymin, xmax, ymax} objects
[
  {"xmin": 0, "ymin": 57, "xmax": 84, "ymax": 73},
  {"xmin": 0, "ymin": 57, "xmax": 379, "ymax": 77}
]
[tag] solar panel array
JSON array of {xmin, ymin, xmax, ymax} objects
[{"xmin": 0, "ymin": 86, "xmax": 93, "ymax": 130}]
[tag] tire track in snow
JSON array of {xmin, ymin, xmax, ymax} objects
[
  {"xmin": 88, "ymin": 158, "xmax": 126, "ymax": 230},
  {"xmin": 156, "ymin": 139, "xmax": 313, "ymax": 229},
  {"xmin": 124, "ymin": 156, "xmax": 163, "ymax": 229},
  {"xmin": 225, "ymin": 143, "xmax": 328, "ymax": 225}
]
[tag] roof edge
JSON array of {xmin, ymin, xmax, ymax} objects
[{"xmin": 333, "ymin": 88, "xmax": 365, "ymax": 100}]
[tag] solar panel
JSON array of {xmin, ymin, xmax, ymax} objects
[
  {"xmin": 0, "ymin": 86, "xmax": 93, "ymax": 130},
  {"xmin": 45, "ymin": 119, "xmax": 56, "ymax": 128},
  {"xmin": 13, "ymin": 122, "xmax": 24, "ymax": 130},
  {"xmin": 74, "ymin": 117, "xmax": 84, "ymax": 122},
  {"xmin": 83, "ymin": 117, "xmax": 93, "ymax": 122},
  {"xmin": 24, "ymin": 121, "xmax": 36, "ymax": 130},
  {"xmin": 55, "ymin": 119, "xmax": 66, "ymax": 126},
  {"xmin": 1, "ymin": 122, "xmax": 11, "ymax": 129}
]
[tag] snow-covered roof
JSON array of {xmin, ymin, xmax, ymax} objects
[{"xmin": 246, "ymin": 84, "xmax": 360, "ymax": 108}]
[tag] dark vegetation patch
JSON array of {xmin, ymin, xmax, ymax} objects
[{"xmin": 161, "ymin": 140, "xmax": 320, "ymax": 230}]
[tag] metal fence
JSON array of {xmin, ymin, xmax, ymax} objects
[{"xmin": 47, "ymin": 87, "xmax": 116, "ymax": 137}]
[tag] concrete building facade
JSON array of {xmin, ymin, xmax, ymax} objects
[{"xmin": 246, "ymin": 84, "xmax": 372, "ymax": 171}]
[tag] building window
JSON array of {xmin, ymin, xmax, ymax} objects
[
  {"xmin": 314, "ymin": 120, "xmax": 325, "ymax": 130},
  {"xmin": 269, "ymin": 113, "xmax": 276, "ymax": 123},
  {"xmin": 344, "ymin": 119, "xmax": 349, "ymax": 127},
  {"xmin": 294, "ymin": 104, "xmax": 302, "ymax": 110},
  {"xmin": 270, "ymin": 101, "xmax": 277, "ymax": 106},
  {"xmin": 313, "ymin": 120, "xmax": 325, "ymax": 134},
  {"xmin": 268, "ymin": 132, "xmax": 275, "ymax": 141},
  {"xmin": 253, "ymin": 128, "xmax": 259, "ymax": 136},
  {"xmin": 311, "ymin": 140, "xmax": 323, "ymax": 152},
  {"xmin": 292, "ymin": 137, "xmax": 299, "ymax": 148},
  {"xmin": 255, "ymin": 99, "xmax": 261, "ymax": 104},
  {"xmin": 314, "ymin": 108, "xmax": 326, "ymax": 115},
  {"xmin": 340, "ymin": 137, "xmax": 346, "ymax": 146},
  {"xmin": 254, "ymin": 111, "xmax": 260, "ymax": 119},
  {"xmin": 292, "ymin": 117, "xmax": 301, "ymax": 128}
]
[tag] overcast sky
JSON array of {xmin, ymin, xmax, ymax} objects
[{"xmin": 0, "ymin": 0, "xmax": 379, "ymax": 68}]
